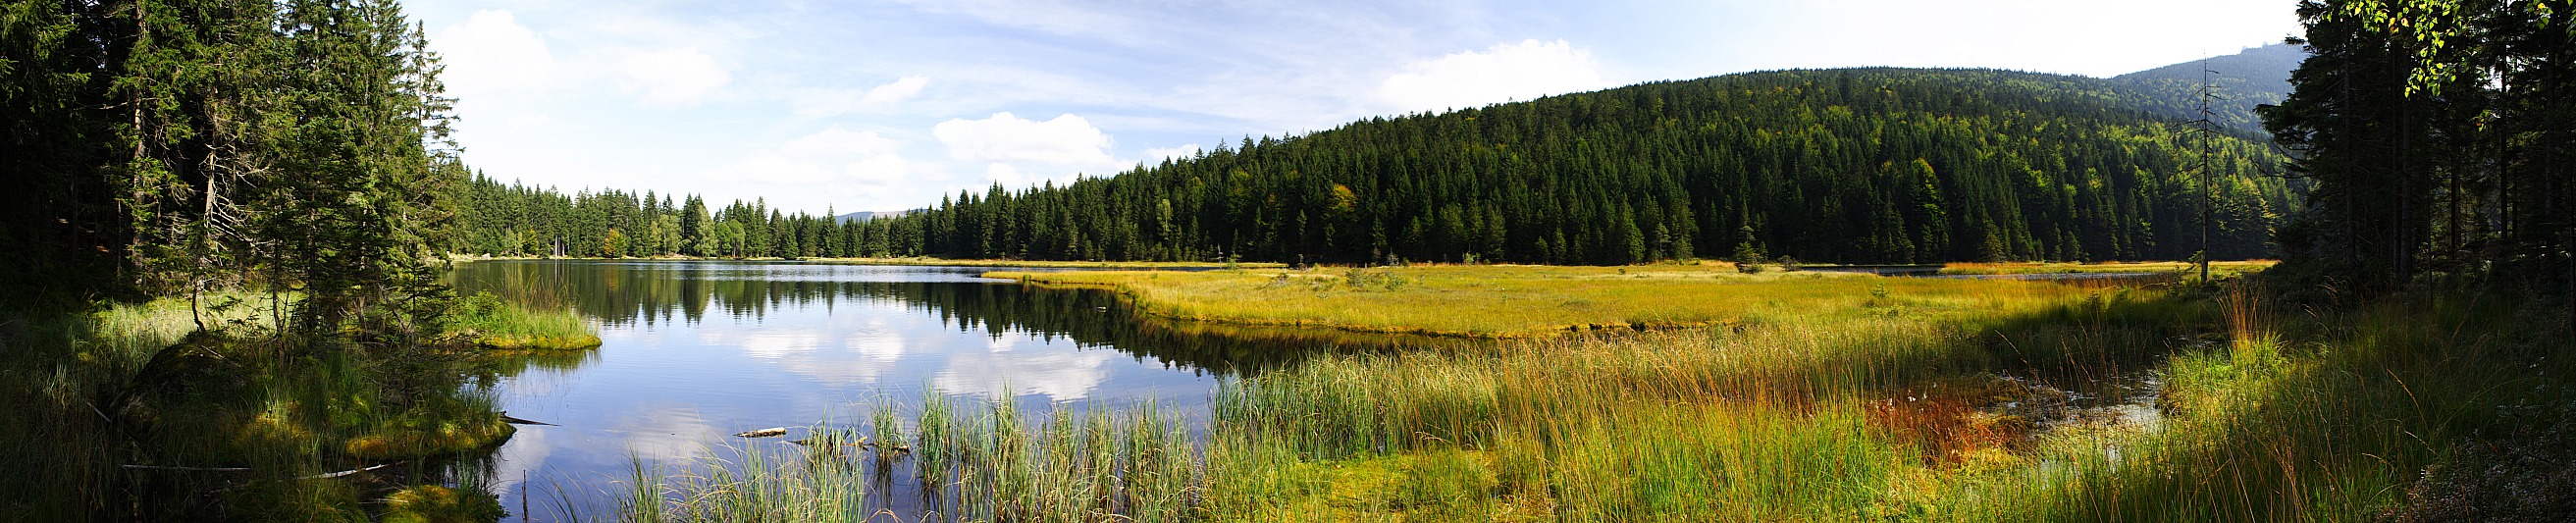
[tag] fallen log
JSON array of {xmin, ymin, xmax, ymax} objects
[
  {"xmin": 499, "ymin": 413, "xmax": 555, "ymax": 426},
  {"xmin": 734, "ymin": 427, "xmax": 790, "ymax": 438}
]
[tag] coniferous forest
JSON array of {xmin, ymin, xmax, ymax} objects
[
  {"xmin": 1, "ymin": 0, "xmax": 459, "ymax": 322},
  {"xmin": 449, "ymin": 69, "xmax": 2300, "ymax": 266},
  {"xmin": 7, "ymin": 0, "xmax": 2576, "ymax": 520}
]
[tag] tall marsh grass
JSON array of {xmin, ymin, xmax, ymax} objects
[{"xmin": 623, "ymin": 394, "xmax": 1200, "ymax": 522}]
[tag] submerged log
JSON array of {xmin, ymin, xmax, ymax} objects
[
  {"xmin": 498, "ymin": 413, "xmax": 554, "ymax": 426},
  {"xmin": 734, "ymin": 427, "xmax": 789, "ymax": 438}
]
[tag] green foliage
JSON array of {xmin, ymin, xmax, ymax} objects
[{"xmin": 2266, "ymin": 0, "xmax": 2576, "ymax": 296}]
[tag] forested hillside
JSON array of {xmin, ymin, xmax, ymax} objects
[
  {"xmin": 447, "ymin": 68, "xmax": 2301, "ymax": 266},
  {"xmin": 2115, "ymin": 43, "xmax": 2307, "ymax": 133}
]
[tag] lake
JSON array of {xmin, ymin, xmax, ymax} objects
[{"xmin": 446, "ymin": 260, "xmax": 1321, "ymax": 519}]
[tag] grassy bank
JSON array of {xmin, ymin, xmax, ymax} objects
[
  {"xmin": 0, "ymin": 291, "xmax": 601, "ymax": 521},
  {"xmin": 987, "ymin": 264, "xmax": 2091, "ymax": 338},
  {"xmin": 642, "ymin": 265, "xmax": 2572, "ymax": 521}
]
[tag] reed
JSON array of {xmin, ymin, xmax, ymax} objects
[
  {"xmin": 447, "ymin": 291, "xmax": 603, "ymax": 350},
  {"xmin": 625, "ymin": 395, "xmax": 1204, "ymax": 522}
]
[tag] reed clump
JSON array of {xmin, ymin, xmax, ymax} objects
[
  {"xmin": 446, "ymin": 291, "xmax": 603, "ymax": 350},
  {"xmin": 624, "ymin": 395, "xmax": 1201, "ymax": 522}
]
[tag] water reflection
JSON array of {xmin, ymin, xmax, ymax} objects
[{"xmin": 441, "ymin": 260, "xmax": 1385, "ymax": 518}]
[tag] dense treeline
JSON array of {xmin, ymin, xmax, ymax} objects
[
  {"xmin": 448, "ymin": 69, "xmax": 2299, "ymax": 266},
  {"xmin": 880, "ymin": 69, "xmax": 2297, "ymax": 265},
  {"xmin": 0, "ymin": 0, "xmax": 458, "ymax": 332},
  {"xmin": 2264, "ymin": 0, "xmax": 2576, "ymax": 297},
  {"xmin": 449, "ymin": 175, "xmax": 934, "ymax": 259}
]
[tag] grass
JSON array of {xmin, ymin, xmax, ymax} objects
[
  {"xmin": 807, "ymin": 256, "xmax": 1285, "ymax": 270},
  {"xmin": 621, "ymin": 393, "xmax": 1201, "ymax": 523},
  {"xmin": 1186, "ymin": 277, "xmax": 2574, "ymax": 521},
  {"xmin": 446, "ymin": 291, "xmax": 604, "ymax": 350},
  {"xmin": 0, "ymin": 291, "xmax": 568, "ymax": 521},
  {"xmin": 987, "ymin": 264, "xmax": 2092, "ymax": 338}
]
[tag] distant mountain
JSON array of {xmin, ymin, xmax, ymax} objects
[
  {"xmin": 835, "ymin": 210, "xmax": 910, "ymax": 224},
  {"xmin": 2114, "ymin": 43, "xmax": 2309, "ymax": 134}
]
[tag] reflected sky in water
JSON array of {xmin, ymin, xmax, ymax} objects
[{"xmin": 449, "ymin": 261, "xmax": 1231, "ymax": 517}]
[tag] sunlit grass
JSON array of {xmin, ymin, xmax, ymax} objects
[
  {"xmin": 446, "ymin": 291, "xmax": 603, "ymax": 350},
  {"xmin": 812, "ymin": 256, "xmax": 1285, "ymax": 269},
  {"xmin": 1940, "ymin": 260, "xmax": 2278, "ymax": 277},
  {"xmin": 988, "ymin": 264, "xmax": 2087, "ymax": 338}
]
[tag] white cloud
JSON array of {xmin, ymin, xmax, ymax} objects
[
  {"xmin": 1144, "ymin": 143, "xmax": 1202, "ymax": 163},
  {"xmin": 934, "ymin": 112, "xmax": 1115, "ymax": 165},
  {"xmin": 432, "ymin": 10, "xmax": 555, "ymax": 98},
  {"xmin": 932, "ymin": 112, "xmax": 1126, "ymax": 186},
  {"xmin": 860, "ymin": 77, "xmax": 931, "ymax": 107},
  {"xmin": 794, "ymin": 76, "xmax": 932, "ymax": 117},
  {"xmin": 781, "ymin": 126, "xmax": 902, "ymax": 157},
  {"xmin": 619, "ymin": 47, "xmax": 732, "ymax": 106},
  {"xmin": 710, "ymin": 125, "xmax": 948, "ymax": 211},
  {"xmin": 1376, "ymin": 39, "xmax": 1613, "ymax": 114}
]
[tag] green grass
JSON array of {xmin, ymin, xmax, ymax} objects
[
  {"xmin": 447, "ymin": 291, "xmax": 603, "ymax": 350},
  {"xmin": 622, "ymin": 393, "xmax": 1200, "ymax": 523}
]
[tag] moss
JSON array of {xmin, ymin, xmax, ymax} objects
[
  {"xmin": 470, "ymin": 334, "xmax": 602, "ymax": 351},
  {"xmin": 380, "ymin": 485, "xmax": 504, "ymax": 523},
  {"xmin": 344, "ymin": 418, "xmax": 514, "ymax": 460}
]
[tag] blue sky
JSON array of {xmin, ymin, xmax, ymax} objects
[{"xmin": 408, "ymin": 0, "xmax": 2301, "ymax": 215}]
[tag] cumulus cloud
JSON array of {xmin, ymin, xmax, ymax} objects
[
  {"xmin": 716, "ymin": 126, "xmax": 946, "ymax": 211},
  {"xmin": 794, "ymin": 76, "xmax": 932, "ymax": 117},
  {"xmin": 1144, "ymin": 143, "xmax": 1202, "ymax": 163},
  {"xmin": 619, "ymin": 47, "xmax": 732, "ymax": 106},
  {"xmin": 1375, "ymin": 39, "xmax": 1613, "ymax": 114},
  {"xmin": 933, "ymin": 112, "xmax": 1115, "ymax": 165},
  {"xmin": 432, "ymin": 10, "xmax": 556, "ymax": 97},
  {"xmin": 932, "ymin": 112, "xmax": 1126, "ymax": 185}
]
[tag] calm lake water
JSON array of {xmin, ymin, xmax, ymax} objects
[{"xmin": 446, "ymin": 260, "xmax": 1312, "ymax": 519}]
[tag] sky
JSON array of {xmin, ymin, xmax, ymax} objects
[{"xmin": 406, "ymin": 0, "xmax": 2303, "ymax": 216}]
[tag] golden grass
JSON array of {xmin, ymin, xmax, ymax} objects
[
  {"xmin": 810, "ymin": 256, "xmax": 1286, "ymax": 269},
  {"xmin": 988, "ymin": 264, "xmax": 2087, "ymax": 338},
  {"xmin": 1939, "ymin": 260, "xmax": 2278, "ymax": 276}
]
